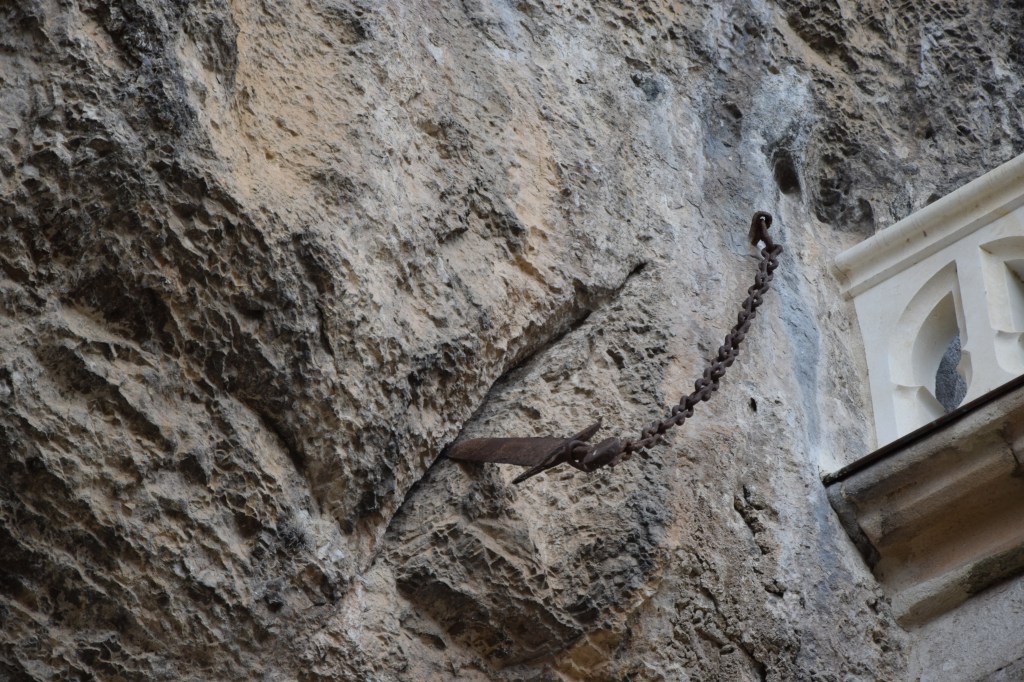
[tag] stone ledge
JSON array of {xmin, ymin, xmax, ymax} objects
[{"xmin": 825, "ymin": 378, "xmax": 1024, "ymax": 627}]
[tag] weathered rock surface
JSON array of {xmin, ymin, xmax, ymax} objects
[{"xmin": 2, "ymin": 1, "xmax": 1022, "ymax": 679}]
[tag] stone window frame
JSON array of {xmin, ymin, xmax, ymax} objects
[{"xmin": 835, "ymin": 153, "xmax": 1024, "ymax": 449}]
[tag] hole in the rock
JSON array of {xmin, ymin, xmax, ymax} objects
[{"xmin": 771, "ymin": 147, "xmax": 801, "ymax": 195}]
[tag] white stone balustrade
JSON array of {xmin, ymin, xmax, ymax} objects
[{"xmin": 835, "ymin": 153, "xmax": 1024, "ymax": 447}]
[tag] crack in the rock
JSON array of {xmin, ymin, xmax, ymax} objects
[
  {"xmin": 368, "ymin": 259, "xmax": 650, "ymax": 563},
  {"xmin": 733, "ymin": 485, "xmax": 772, "ymax": 556},
  {"xmin": 482, "ymin": 258, "xmax": 650, "ymax": 402},
  {"xmin": 248, "ymin": 402, "xmax": 307, "ymax": 474}
]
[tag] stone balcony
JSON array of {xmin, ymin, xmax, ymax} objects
[{"xmin": 828, "ymin": 154, "xmax": 1024, "ymax": 680}]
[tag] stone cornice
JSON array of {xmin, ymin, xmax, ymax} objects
[
  {"xmin": 835, "ymin": 153, "xmax": 1024, "ymax": 298},
  {"xmin": 825, "ymin": 378, "xmax": 1024, "ymax": 626}
]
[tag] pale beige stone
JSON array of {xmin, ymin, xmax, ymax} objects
[{"xmin": 827, "ymin": 379, "xmax": 1024, "ymax": 627}]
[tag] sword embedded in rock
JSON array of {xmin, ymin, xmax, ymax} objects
[{"xmin": 447, "ymin": 420, "xmax": 609, "ymax": 484}]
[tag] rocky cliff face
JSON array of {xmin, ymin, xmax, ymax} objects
[{"xmin": 2, "ymin": 1, "xmax": 1022, "ymax": 680}]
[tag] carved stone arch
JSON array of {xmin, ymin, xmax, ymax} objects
[
  {"xmin": 981, "ymin": 236, "xmax": 1024, "ymax": 375},
  {"xmin": 890, "ymin": 261, "xmax": 965, "ymax": 434}
]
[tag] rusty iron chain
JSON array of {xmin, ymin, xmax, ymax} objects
[
  {"xmin": 448, "ymin": 211, "xmax": 783, "ymax": 484},
  {"xmin": 619, "ymin": 212, "xmax": 780, "ymax": 448}
]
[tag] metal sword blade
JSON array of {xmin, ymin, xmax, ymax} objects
[{"xmin": 447, "ymin": 437, "xmax": 566, "ymax": 466}]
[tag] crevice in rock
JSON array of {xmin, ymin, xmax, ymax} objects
[
  {"xmin": 770, "ymin": 146, "xmax": 801, "ymax": 196},
  {"xmin": 248, "ymin": 403, "xmax": 307, "ymax": 475},
  {"xmin": 736, "ymin": 640, "xmax": 768, "ymax": 682},
  {"xmin": 370, "ymin": 259, "xmax": 650, "ymax": 562},
  {"xmin": 314, "ymin": 300, "xmax": 335, "ymax": 359},
  {"xmin": 437, "ymin": 259, "xmax": 652, "ymax": 451}
]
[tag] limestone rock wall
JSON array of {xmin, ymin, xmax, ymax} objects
[{"xmin": 2, "ymin": 1, "xmax": 1022, "ymax": 680}]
